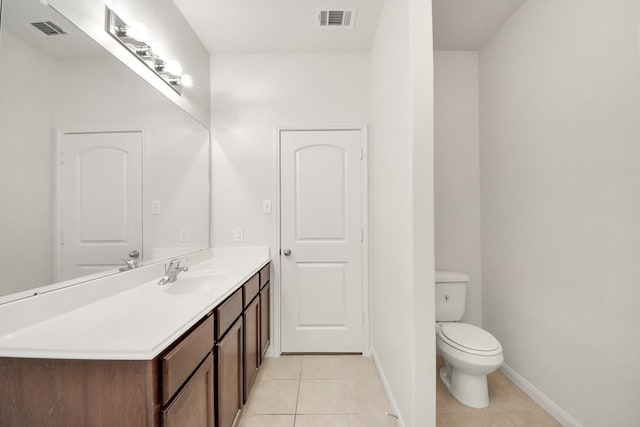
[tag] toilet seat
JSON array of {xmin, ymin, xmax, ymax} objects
[{"xmin": 438, "ymin": 323, "xmax": 502, "ymax": 356}]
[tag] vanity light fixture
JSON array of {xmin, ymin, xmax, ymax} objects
[
  {"xmin": 117, "ymin": 21, "xmax": 148, "ymax": 42},
  {"xmin": 105, "ymin": 7, "xmax": 194, "ymax": 94}
]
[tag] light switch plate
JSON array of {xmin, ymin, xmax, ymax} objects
[
  {"xmin": 179, "ymin": 228, "xmax": 189, "ymax": 242},
  {"xmin": 234, "ymin": 227, "xmax": 244, "ymax": 242},
  {"xmin": 262, "ymin": 200, "xmax": 272, "ymax": 214}
]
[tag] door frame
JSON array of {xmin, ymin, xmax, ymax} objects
[
  {"xmin": 272, "ymin": 124, "xmax": 370, "ymax": 356},
  {"xmin": 53, "ymin": 127, "xmax": 146, "ymax": 282}
]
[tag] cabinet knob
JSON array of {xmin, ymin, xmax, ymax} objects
[{"xmin": 283, "ymin": 249, "xmax": 291, "ymax": 256}]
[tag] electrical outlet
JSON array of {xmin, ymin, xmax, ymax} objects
[
  {"xmin": 234, "ymin": 227, "xmax": 244, "ymax": 242},
  {"xmin": 179, "ymin": 228, "xmax": 189, "ymax": 242},
  {"xmin": 151, "ymin": 200, "xmax": 161, "ymax": 215},
  {"xmin": 262, "ymin": 199, "xmax": 272, "ymax": 214}
]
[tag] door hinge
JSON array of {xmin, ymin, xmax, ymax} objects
[
  {"xmin": 360, "ymin": 148, "xmax": 363, "ymax": 160},
  {"xmin": 361, "ymin": 311, "xmax": 365, "ymax": 324},
  {"xmin": 59, "ymin": 151, "xmax": 64, "ymax": 165},
  {"xmin": 361, "ymin": 229, "xmax": 364, "ymax": 242},
  {"xmin": 60, "ymin": 232, "xmax": 64, "ymax": 246}
]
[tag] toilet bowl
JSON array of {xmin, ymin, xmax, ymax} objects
[
  {"xmin": 435, "ymin": 271, "xmax": 504, "ymax": 408},
  {"xmin": 436, "ymin": 322, "xmax": 503, "ymax": 408}
]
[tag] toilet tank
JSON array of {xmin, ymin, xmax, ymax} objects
[{"xmin": 435, "ymin": 271, "xmax": 469, "ymax": 322}]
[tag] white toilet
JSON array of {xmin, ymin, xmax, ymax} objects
[{"xmin": 435, "ymin": 271, "xmax": 503, "ymax": 409}]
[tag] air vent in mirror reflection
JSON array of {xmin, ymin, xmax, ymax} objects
[{"xmin": 30, "ymin": 21, "xmax": 67, "ymax": 36}]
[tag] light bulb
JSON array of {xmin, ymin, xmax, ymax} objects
[
  {"xmin": 164, "ymin": 60, "xmax": 182, "ymax": 76},
  {"xmin": 125, "ymin": 22, "xmax": 148, "ymax": 42},
  {"xmin": 151, "ymin": 43, "xmax": 168, "ymax": 59},
  {"xmin": 180, "ymin": 74, "xmax": 194, "ymax": 88}
]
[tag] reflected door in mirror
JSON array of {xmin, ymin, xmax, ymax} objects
[{"xmin": 58, "ymin": 131, "xmax": 143, "ymax": 281}]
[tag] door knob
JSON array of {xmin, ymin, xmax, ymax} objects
[
  {"xmin": 129, "ymin": 250, "xmax": 140, "ymax": 259},
  {"xmin": 283, "ymin": 249, "xmax": 292, "ymax": 256}
]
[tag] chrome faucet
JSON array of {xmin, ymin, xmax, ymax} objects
[
  {"xmin": 119, "ymin": 259, "xmax": 139, "ymax": 272},
  {"xmin": 158, "ymin": 258, "xmax": 189, "ymax": 285},
  {"xmin": 119, "ymin": 250, "xmax": 141, "ymax": 272}
]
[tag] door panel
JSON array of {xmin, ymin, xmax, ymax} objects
[
  {"xmin": 297, "ymin": 262, "xmax": 346, "ymax": 326},
  {"xmin": 77, "ymin": 146, "xmax": 129, "ymax": 242},
  {"xmin": 280, "ymin": 130, "xmax": 363, "ymax": 353},
  {"xmin": 59, "ymin": 131, "xmax": 143, "ymax": 280},
  {"xmin": 296, "ymin": 146, "xmax": 346, "ymax": 240}
]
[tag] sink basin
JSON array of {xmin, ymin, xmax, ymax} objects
[{"xmin": 164, "ymin": 271, "xmax": 228, "ymax": 295}]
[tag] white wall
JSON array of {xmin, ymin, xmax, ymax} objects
[
  {"xmin": 434, "ymin": 51, "xmax": 482, "ymax": 326},
  {"xmin": 480, "ymin": 1, "xmax": 640, "ymax": 425},
  {"xmin": 210, "ymin": 53, "xmax": 370, "ymax": 247},
  {"xmin": 0, "ymin": 32, "xmax": 57, "ymax": 294},
  {"xmin": 369, "ymin": 0, "xmax": 435, "ymax": 425}
]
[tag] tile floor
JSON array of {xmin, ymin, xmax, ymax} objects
[
  {"xmin": 238, "ymin": 355, "xmax": 562, "ymax": 427},
  {"xmin": 237, "ymin": 355, "xmax": 397, "ymax": 427},
  {"xmin": 436, "ymin": 356, "xmax": 562, "ymax": 427}
]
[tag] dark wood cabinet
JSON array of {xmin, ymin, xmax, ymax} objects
[
  {"xmin": 0, "ymin": 358, "xmax": 159, "ymax": 427},
  {"xmin": 162, "ymin": 353, "xmax": 215, "ymax": 427},
  {"xmin": 243, "ymin": 274, "xmax": 260, "ymax": 306},
  {"xmin": 0, "ymin": 262, "xmax": 271, "ymax": 427},
  {"xmin": 260, "ymin": 282, "xmax": 271, "ymax": 360},
  {"xmin": 258, "ymin": 263, "xmax": 271, "ymax": 361},
  {"xmin": 215, "ymin": 288, "xmax": 243, "ymax": 339},
  {"xmin": 259, "ymin": 264, "xmax": 270, "ymax": 287},
  {"xmin": 243, "ymin": 296, "xmax": 260, "ymax": 402},
  {"xmin": 161, "ymin": 314, "xmax": 214, "ymax": 404},
  {"xmin": 216, "ymin": 317, "xmax": 243, "ymax": 427}
]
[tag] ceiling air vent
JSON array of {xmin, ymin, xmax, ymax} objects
[
  {"xmin": 317, "ymin": 8, "xmax": 356, "ymax": 29},
  {"xmin": 30, "ymin": 21, "xmax": 67, "ymax": 36}
]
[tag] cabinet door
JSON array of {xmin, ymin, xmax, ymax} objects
[
  {"xmin": 243, "ymin": 296, "xmax": 260, "ymax": 402},
  {"xmin": 260, "ymin": 282, "xmax": 271, "ymax": 360},
  {"xmin": 162, "ymin": 353, "xmax": 214, "ymax": 427},
  {"xmin": 217, "ymin": 318, "xmax": 243, "ymax": 427}
]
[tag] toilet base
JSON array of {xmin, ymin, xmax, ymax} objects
[{"xmin": 440, "ymin": 364, "xmax": 489, "ymax": 409}]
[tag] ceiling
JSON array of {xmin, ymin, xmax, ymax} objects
[
  {"xmin": 432, "ymin": 0, "xmax": 525, "ymax": 50},
  {"xmin": 172, "ymin": 0, "xmax": 385, "ymax": 54},
  {"xmin": 173, "ymin": 0, "xmax": 524, "ymax": 54}
]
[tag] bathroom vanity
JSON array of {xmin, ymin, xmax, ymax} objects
[{"xmin": 0, "ymin": 251, "xmax": 271, "ymax": 427}]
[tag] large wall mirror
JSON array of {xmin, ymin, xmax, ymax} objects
[{"xmin": 0, "ymin": 0, "xmax": 210, "ymax": 301}]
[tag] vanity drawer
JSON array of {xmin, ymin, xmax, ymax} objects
[
  {"xmin": 162, "ymin": 314, "xmax": 214, "ymax": 405},
  {"xmin": 259, "ymin": 264, "xmax": 270, "ymax": 289},
  {"xmin": 243, "ymin": 274, "xmax": 260, "ymax": 308},
  {"xmin": 216, "ymin": 288, "xmax": 243, "ymax": 339},
  {"xmin": 162, "ymin": 353, "xmax": 215, "ymax": 427}
]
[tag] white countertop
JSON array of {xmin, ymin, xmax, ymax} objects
[{"xmin": 0, "ymin": 250, "xmax": 269, "ymax": 360}]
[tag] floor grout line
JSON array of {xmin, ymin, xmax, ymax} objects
[
  {"xmin": 239, "ymin": 355, "xmax": 394, "ymax": 426},
  {"xmin": 292, "ymin": 356, "xmax": 303, "ymax": 426}
]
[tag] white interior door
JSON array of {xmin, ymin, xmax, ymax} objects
[
  {"xmin": 58, "ymin": 131, "xmax": 143, "ymax": 280},
  {"xmin": 280, "ymin": 129, "xmax": 363, "ymax": 353}
]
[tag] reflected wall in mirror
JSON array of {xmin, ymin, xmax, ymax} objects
[{"xmin": 0, "ymin": 0, "xmax": 210, "ymax": 299}]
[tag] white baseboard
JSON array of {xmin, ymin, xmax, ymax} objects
[
  {"xmin": 371, "ymin": 348, "xmax": 406, "ymax": 427},
  {"xmin": 500, "ymin": 363, "xmax": 583, "ymax": 427}
]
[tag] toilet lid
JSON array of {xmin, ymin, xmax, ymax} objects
[{"xmin": 438, "ymin": 323, "xmax": 502, "ymax": 355}]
